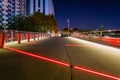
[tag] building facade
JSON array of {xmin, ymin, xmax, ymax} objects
[
  {"xmin": 0, "ymin": 0, "xmax": 55, "ymax": 28},
  {"xmin": 27, "ymin": 0, "xmax": 54, "ymax": 15},
  {"xmin": 0, "ymin": 0, "xmax": 3, "ymax": 26},
  {"xmin": 0, "ymin": 0, "xmax": 26, "ymax": 28}
]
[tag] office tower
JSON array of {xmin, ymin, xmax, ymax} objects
[
  {"xmin": 0, "ymin": 0, "xmax": 26, "ymax": 28},
  {"xmin": 0, "ymin": 0, "xmax": 8, "ymax": 28},
  {"xmin": 27, "ymin": 0, "xmax": 54, "ymax": 15},
  {"xmin": 0, "ymin": 1, "xmax": 1, "ymax": 26}
]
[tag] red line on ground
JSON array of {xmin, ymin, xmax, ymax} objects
[
  {"xmin": 29, "ymin": 42, "xmax": 37, "ymax": 45},
  {"xmin": 74, "ymin": 66, "xmax": 120, "ymax": 80},
  {"xmin": 4, "ymin": 46, "xmax": 120, "ymax": 80},
  {"xmin": 65, "ymin": 44, "xmax": 81, "ymax": 47},
  {"xmin": 4, "ymin": 46, "xmax": 70, "ymax": 67}
]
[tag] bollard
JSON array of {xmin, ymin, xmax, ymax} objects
[
  {"xmin": 34, "ymin": 33, "xmax": 35, "ymax": 40},
  {"xmin": 0, "ymin": 33, "xmax": 5, "ymax": 48},
  {"xmin": 43, "ymin": 34, "xmax": 44, "ymax": 39},
  {"xmin": 41, "ymin": 34, "xmax": 42, "ymax": 39},
  {"xmin": 27, "ymin": 32, "xmax": 30, "ymax": 42},
  {"xmin": 42, "ymin": 34, "xmax": 43, "ymax": 39},
  {"xmin": 10, "ymin": 30, "xmax": 13, "ymax": 41},
  {"xmin": 38, "ymin": 33, "xmax": 39, "ymax": 40},
  {"xmin": 18, "ymin": 32, "xmax": 21, "ymax": 44}
]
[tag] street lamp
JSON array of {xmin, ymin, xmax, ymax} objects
[{"xmin": 67, "ymin": 19, "xmax": 70, "ymax": 37}]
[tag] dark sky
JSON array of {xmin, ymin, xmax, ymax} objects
[{"xmin": 53, "ymin": 0, "xmax": 120, "ymax": 30}]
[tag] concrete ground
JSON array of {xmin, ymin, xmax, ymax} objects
[{"xmin": 0, "ymin": 37, "xmax": 120, "ymax": 80}]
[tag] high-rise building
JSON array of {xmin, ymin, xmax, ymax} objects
[
  {"xmin": 27, "ymin": 0, "xmax": 54, "ymax": 15},
  {"xmin": 0, "ymin": 0, "xmax": 26, "ymax": 28},
  {"xmin": 0, "ymin": 0, "xmax": 54, "ymax": 28},
  {"xmin": 0, "ymin": 0, "xmax": 3, "ymax": 26},
  {"xmin": 0, "ymin": 0, "xmax": 9, "ymax": 28}
]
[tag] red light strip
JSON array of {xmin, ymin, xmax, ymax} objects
[
  {"xmin": 74, "ymin": 66, "xmax": 120, "ymax": 80},
  {"xmin": 4, "ymin": 47, "xmax": 120, "ymax": 80},
  {"xmin": 65, "ymin": 44, "xmax": 82, "ymax": 47},
  {"xmin": 4, "ymin": 46, "xmax": 70, "ymax": 67},
  {"xmin": 29, "ymin": 42, "xmax": 37, "ymax": 45}
]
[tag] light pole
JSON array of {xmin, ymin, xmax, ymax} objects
[{"xmin": 67, "ymin": 19, "xmax": 70, "ymax": 37}]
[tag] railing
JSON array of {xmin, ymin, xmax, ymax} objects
[{"xmin": 0, "ymin": 29, "xmax": 51, "ymax": 48}]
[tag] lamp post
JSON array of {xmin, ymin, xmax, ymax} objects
[{"xmin": 67, "ymin": 19, "xmax": 70, "ymax": 37}]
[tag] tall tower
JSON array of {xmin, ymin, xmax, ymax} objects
[
  {"xmin": 0, "ymin": 0, "xmax": 26, "ymax": 28},
  {"xmin": 0, "ymin": 0, "xmax": 9, "ymax": 28},
  {"xmin": 0, "ymin": 0, "xmax": 2, "ymax": 26},
  {"xmin": 27, "ymin": 0, "xmax": 54, "ymax": 15}
]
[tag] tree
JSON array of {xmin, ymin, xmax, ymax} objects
[
  {"xmin": 9, "ymin": 15, "xmax": 25, "ymax": 31},
  {"xmin": 46, "ymin": 15, "xmax": 59, "ymax": 33},
  {"xmin": 8, "ymin": 12, "xmax": 59, "ymax": 33}
]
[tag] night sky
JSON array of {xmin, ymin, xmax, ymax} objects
[{"xmin": 53, "ymin": 0, "xmax": 120, "ymax": 30}]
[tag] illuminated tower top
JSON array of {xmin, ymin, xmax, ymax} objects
[{"xmin": 27, "ymin": 0, "xmax": 54, "ymax": 15}]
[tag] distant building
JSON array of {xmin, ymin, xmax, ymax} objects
[
  {"xmin": 0, "ymin": 0, "xmax": 26, "ymax": 28},
  {"xmin": 27, "ymin": 0, "xmax": 54, "ymax": 15}
]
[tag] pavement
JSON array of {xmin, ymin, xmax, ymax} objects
[{"xmin": 0, "ymin": 37, "xmax": 120, "ymax": 80}]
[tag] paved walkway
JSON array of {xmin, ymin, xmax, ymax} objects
[{"xmin": 0, "ymin": 37, "xmax": 120, "ymax": 80}]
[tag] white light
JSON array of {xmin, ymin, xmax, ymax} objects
[
  {"xmin": 69, "ymin": 37, "xmax": 120, "ymax": 55},
  {"xmin": 5, "ymin": 41, "xmax": 18, "ymax": 46},
  {"xmin": 5, "ymin": 37, "xmax": 49, "ymax": 46}
]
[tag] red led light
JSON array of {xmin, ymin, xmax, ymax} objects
[
  {"xmin": 2, "ymin": 33, "xmax": 5, "ymax": 48},
  {"xmin": 27, "ymin": 33, "xmax": 30, "ymax": 42},
  {"xmin": 29, "ymin": 42, "xmax": 37, "ymax": 44},
  {"xmin": 65, "ymin": 44, "xmax": 81, "ymax": 47},
  {"xmin": 101, "ymin": 37, "xmax": 120, "ymax": 46},
  {"xmin": 4, "ymin": 47, "xmax": 70, "ymax": 67},
  {"xmin": 4, "ymin": 46, "xmax": 120, "ymax": 80},
  {"xmin": 74, "ymin": 66, "xmax": 120, "ymax": 80}
]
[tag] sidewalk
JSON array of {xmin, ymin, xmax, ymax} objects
[
  {"xmin": 0, "ymin": 48, "xmax": 28, "ymax": 80},
  {"xmin": 0, "ymin": 39, "xmax": 70, "ymax": 80}
]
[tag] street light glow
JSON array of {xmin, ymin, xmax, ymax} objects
[{"xmin": 69, "ymin": 37, "xmax": 120, "ymax": 55}]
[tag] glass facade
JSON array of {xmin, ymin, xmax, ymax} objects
[
  {"xmin": 28, "ymin": 0, "xmax": 54, "ymax": 15},
  {"xmin": 38, "ymin": 0, "xmax": 40, "ymax": 7},
  {"xmin": 43, "ymin": 0, "xmax": 45, "ymax": 14}
]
